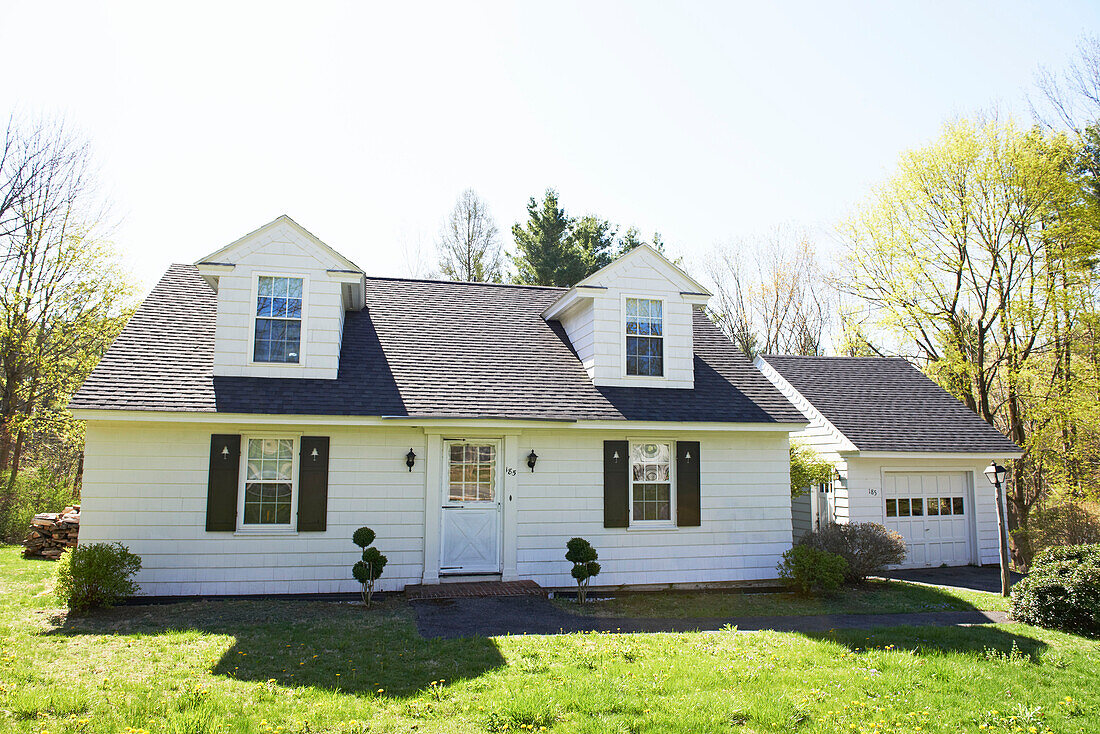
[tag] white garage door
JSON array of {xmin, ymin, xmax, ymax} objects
[{"xmin": 883, "ymin": 472, "xmax": 973, "ymax": 568}]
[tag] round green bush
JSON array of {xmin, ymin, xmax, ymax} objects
[
  {"xmin": 55, "ymin": 542, "xmax": 142, "ymax": 611},
  {"xmin": 1010, "ymin": 544, "xmax": 1100, "ymax": 637},
  {"xmin": 356, "ymin": 545, "xmax": 391, "ymax": 581},
  {"xmin": 777, "ymin": 545, "xmax": 847, "ymax": 594},
  {"xmin": 352, "ymin": 526, "xmax": 376, "ymax": 549}
]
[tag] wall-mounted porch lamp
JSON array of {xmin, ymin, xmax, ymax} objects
[
  {"xmin": 983, "ymin": 461, "xmax": 1012, "ymax": 597},
  {"xmin": 405, "ymin": 448, "xmax": 416, "ymax": 472},
  {"xmin": 527, "ymin": 450, "xmax": 539, "ymax": 471}
]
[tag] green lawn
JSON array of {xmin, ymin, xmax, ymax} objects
[
  {"xmin": 552, "ymin": 579, "xmax": 1009, "ymax": 618},
  {"xmin": 0, "ymin": 545, "xmax": 1096, "ymax": 734}
]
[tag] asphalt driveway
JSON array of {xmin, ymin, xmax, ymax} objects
[
  {"xmin": 411, "ymin": 595, "xmax": 1008, "ymax": 639},
  {"xmin": 880, "ymin": 565, "xmax": 1023, "ymax": 593}
]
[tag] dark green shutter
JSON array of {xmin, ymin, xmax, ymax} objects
[
  {"xmin": 297, "ymin": 436, "xmax": 330, "ymax": 531},
  {"xmin": 676, "ymin": 441, "xmax": 701, "ymax": 527},
  {"xmin": 603, "ymin": 440, "xmax": 629, "ymax": 528},
  {"xmin": 206, "ymin": 434, "xmax": 240, "ymax": 531}
]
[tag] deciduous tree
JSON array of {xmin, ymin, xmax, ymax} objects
[
  {"xmin": 437, "ymin": 188, "xmax": 503, "ymax": 282},
  {"xmin": 0, "ymin": 118, "xmax": 133, "ymax": 512}
]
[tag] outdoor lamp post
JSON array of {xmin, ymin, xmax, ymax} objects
[{"xmin": 983, "ymin": 460, "xmax": 1012, "ymax": 597}]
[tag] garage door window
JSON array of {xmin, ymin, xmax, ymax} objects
[
  {"xmin": 928, "ymin": 496, "xmax": 965, "ymax": 516},
  {"xmin": 886, "ymin": 498, "xmax": 924, "ymax": 517}
]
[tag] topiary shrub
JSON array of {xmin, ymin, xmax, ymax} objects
[
  {"xmin": 565, "ymin": 537, "xmax": 600, "ymax": 604},
  {"xmin": 777, "ymin": 545, "xmax": 847, "ymax": 594},
  {"xmin": 799, "ymin": 522, "xmax": 907, "ymax": 582},
  {"xmin": 352, "ymin": 526, "xmax": 387, "ymax": 606},
  {"xmin": 1010, "ymin": 544, "xmax": 1100, "ymax": 637},
  {"xmin": 55, "ymin": 542, "xmax": 142, "ymax": 612}
]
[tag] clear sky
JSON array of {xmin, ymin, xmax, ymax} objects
[{"xmin": 2, "ymin": 1, "xmax": 1097, "ymax": 288}]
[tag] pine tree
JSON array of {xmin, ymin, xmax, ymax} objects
[
  {"xmin": 568, "ymin": 216, "xmax": 617, "ymax": 278},
  {"xmin": 510, "ymin": 189, "xmax": 575, "ymax": 286}
]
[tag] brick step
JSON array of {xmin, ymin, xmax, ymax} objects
[{"xmin": 405, "ymin": 579, "xmax": 545, "ymax": 601}]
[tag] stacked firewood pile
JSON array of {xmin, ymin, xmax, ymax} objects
[{"xmin": 23, "ymin": 506, "xmax": 80, "ymax": 559}]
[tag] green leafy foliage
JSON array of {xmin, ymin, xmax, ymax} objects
[
  {"xmin": 789, "ymin": 442, "xmax": 835, "ymax": 499},
  {"xmin": 777, "ymin": 545, "xmax": 847, "ymax": 594},
  {"xmin": 351, "ymin": 527, "xmax": 386, "ymax": 606},
  {"xmin": 1013, "ymin": 502, "xmax": 1100, "ymax": 566},
  {"xmin": 54, "ymin": 542, "xmax": 141, "ymax": 611},
  {"xmin": 510, "ymin": 190, "xmax": 678, "ymax": 286},
  {"xmin": 510, "ymin": 189, "xmax": 576, "ymax": 286},
  {"xmin": 565, "ymin": 537, "xmax": 600, "ymax": 603},
  {"xmin": 1011, "ymin": 544, "xmax": 1100, "ymax": 636},
  {"xmin": 0, "ymin": 468, "xmax": 75, "ymax": 542},
  {"xmin": 352, "ymin": 526, "xmax": 376, "ymax": 549},
  {"xmin": 799, "ymin": 522, "xmax": 907, "ymax": 582}
]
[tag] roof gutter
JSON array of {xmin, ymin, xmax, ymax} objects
[
  {"xmin": 839, "ymin": 450, "xmax": 1025, "ymax": 461},
  {"xmin": 70, "ymin": 408, "xmax": 806, "ymax": 433}
]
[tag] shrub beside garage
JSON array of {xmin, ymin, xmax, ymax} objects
[{"xmin": 1010, "ymin": 544, "xmax": 1100, "ymax": 637}]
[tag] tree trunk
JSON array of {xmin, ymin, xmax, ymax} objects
[{"xmin": 72, "ymin": 451, "xmax": 84, "ymax": 499}]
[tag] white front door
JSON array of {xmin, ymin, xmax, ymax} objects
[
  {"xmin": 884, "ymin": 471, "xmax": 973, "ymax": 568},
  {"xmin": 440, "ymin": 440, "xmax": 502, "ymax": 574}
]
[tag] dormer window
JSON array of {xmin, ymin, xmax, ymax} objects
[
  {"xmin": 625, "ymin": 297, "xmax": 663, "ymax": 377},
  {"xmin": 254, "ymin": 275, "xmax": 303, "ymax": 363}
]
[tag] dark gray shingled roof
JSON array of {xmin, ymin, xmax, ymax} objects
[
  {"xmin": 71, "ymin": 264, "xmax": 805, "ymax": 424},
  {"xmin": 761, "ymin": 355, "xmax": 1019, "ymax": 453}
]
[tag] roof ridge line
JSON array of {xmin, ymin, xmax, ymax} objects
[{"xmin": 363, "ymin": 275, "xmax": 567, "ymax": 291}]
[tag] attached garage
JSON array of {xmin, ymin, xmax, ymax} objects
[
  {"xmin": 883, "ymin": 471, "xmax": 973, "ymax": 568},
  {"xmin": 757, "ymin": 355, "xmax": 1022, "ymax": 569}
]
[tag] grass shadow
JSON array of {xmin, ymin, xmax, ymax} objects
[
  {"xmin": 804, "ymin": 623, "xmax": 1049, "ymax": 663},
  {"xmin": 42, "ymin": 596, "xmax": 505, "ymax": 698},
  {"xmin": 554, "ymin": 578, "xmax": 1002, "ymax": 619}
]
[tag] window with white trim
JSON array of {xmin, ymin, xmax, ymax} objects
[
  {"xmin": 630, "ymin": 441, "xmax": 673, "ymax": 522},
  {"xmin": 254, "ymin": 276, "xmax": 303, "ymax": 363},
  {"xmin": 625, "ymin": 298, "xmax": 663, "ymax": 377},
  {"xmin": 242, "ymin": 437, "xmax": 296, "ymax": 526}
]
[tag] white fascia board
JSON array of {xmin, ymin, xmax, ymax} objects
[
  {"xmin": 754, "ymin": 355, "xmax": 859, "ymax": 453},
  {"xmin": 194, "ymin": 262, "xmax": 234, "ymax": 291},
  {"xmin": 541, "ymin": 287, "xmax": 597, "ymax": 320},
  {"xmin": 71, "ymin": 408, "xmax": 805, "ymax": 433},
  {"xmin": 327, "ymin": 269, "xmax": 367, "ymax": 310},
  {"xmin": 839, "ymin": 450, "xmax": 1024, "ymax": 461},
  {"xmin": 197, "ymin": 214, "xmax": 364, "ymax": 274},
  {"xmin": 573, "ymin": 243, "xmax": 713, "ymax": 297}
]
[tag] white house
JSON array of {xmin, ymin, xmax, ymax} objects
[
  {"xmin": 755, "ymin": 355, "xmax": 1022, "ymax": 569},
  {"xmin": 70, "ymin": 216, "xmax": 810, "ymax": 596}
]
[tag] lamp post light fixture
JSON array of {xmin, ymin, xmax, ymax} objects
[
  {"xmin": 527, "ymin": 450, "xmax": 538, "ymax": 471},
  {"xmin": 405, "ymin": 449, "xmax": 416, "ymax": 472},
  {"xmin": 983, "ymin": 460, "xmax": 1012, "ymax": 597}
]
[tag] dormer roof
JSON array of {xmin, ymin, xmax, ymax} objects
[
  {"xmin": 195, "ymin": 215, "xmax": 366, "ymax": 310},
  {"xmin": 542, "ymin": 244, "xmax": 712, "ymax": 320}
]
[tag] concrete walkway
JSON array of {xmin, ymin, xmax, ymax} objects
[{"xmin": 412, "ymin": 595, "xmax": 1010, "ymax": 639}]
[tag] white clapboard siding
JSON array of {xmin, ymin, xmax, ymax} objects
[
  {"xmin": 81, "ymin": 421, "xmax": 427, "ymax": 596},
  {"xmin": 81, "ymin": 419, "xmax": 795, "ymax": 595},
  {"xmin": 513, "ymin": 429, "xmax": 792, "ymax": 588},
  {"xmin": 210, "ymin": 220, "xmax": 352, "ymax": 380}
]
